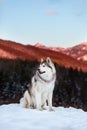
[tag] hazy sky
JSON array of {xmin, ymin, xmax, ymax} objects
[{"xmin": 0, "ymin": 0, "xmax": 87, "ymax": 47}]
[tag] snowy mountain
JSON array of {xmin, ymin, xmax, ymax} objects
[
  {"xmin": 35, "ymin": 42, "xmax": 87, "ymax": 62},
  {"xmin": 0, "ymin": 39, "xmax": 87, "ymax": 72},
  {"xmin": 61, "ymin": 42, "xmax": 87, "ymax": 62}
]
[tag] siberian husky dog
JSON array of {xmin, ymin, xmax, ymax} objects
[{"xmin": 20, "ymin": 57, "xmax": 56, "ymax": 111}]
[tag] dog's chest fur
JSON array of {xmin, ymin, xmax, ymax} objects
[{"xmin": 32, "ymin": 75, "xmax": 55, "ymax": 94}]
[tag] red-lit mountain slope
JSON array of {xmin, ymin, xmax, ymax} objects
[
  {"xmin": 0, "ymin": 39, "xmax": 87, "ymax": 72},
  {"xmin": 35, "ymin": 42, "xmax": 87, "ymax": 62},
  {"xmin": 61, "ymin": 43, "xmax": 87, "ymax": 62}
]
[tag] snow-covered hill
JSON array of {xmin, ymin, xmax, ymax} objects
[
  {"xmin": 62, "ymin": 42, "xmax": 87, "ymax": 62},
  {"xmin": 35, "ymin": 42, "xmax": 87, "ymax": 62},
  {"xmin": 0, "ymin": 104, "xmax": 87, "ymax": 130},
  {"xmin": 0, "ymin": 39, "xmax": 87, "ymax": 71}
]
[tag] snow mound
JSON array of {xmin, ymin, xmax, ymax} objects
[{"xmin": 0, "ymin": 104, "xmax": 87, "ymax": 130}]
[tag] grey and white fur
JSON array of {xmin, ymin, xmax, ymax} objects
[{"xmin": 20, "ymin": 57, "xmax": 56, "ymax": 111}]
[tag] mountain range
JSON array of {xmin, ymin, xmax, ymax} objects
[
  {"xmin": 0, "ymin": 39, "xmax": 87, "ymax": 72},
  {"xmin": 35, "ymin": 42, "xmax": 87, "ymax": 62}
]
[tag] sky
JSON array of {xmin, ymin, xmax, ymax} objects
[{"xmin": 0, "ymin": 0, "xmax": 87, "ymax": 47}]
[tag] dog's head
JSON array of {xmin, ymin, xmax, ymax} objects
[{"xmin": 37, "ymin": 57, "xmax": 56, "ymax": 81}]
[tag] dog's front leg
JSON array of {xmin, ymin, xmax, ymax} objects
[
  {"xmin": 47, "ymin": 92, "xmax": 54, "ymax": 111},
  {"xmin": 35, "ymin": 91, "xmax": 42, "ymax": 110}
]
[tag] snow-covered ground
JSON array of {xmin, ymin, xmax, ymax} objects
[{"xmin": 0, "ymin": 104, "xmax": 87, "ymax": 130}]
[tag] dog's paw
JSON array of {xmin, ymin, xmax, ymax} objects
[
  {"xmin": 37, "ymin": 108, "xmax": 43, "ymax": 111},
  {"xmin": 37, "ymin": 107, "xmax": 43, "ymax": 111},
  {"xmin": 42, "ymin": 107, "xmax": 47, "ymax": 110},
  {"xmin": 49, "ymin": 108, "xmax": 54, "ymax": 112},
  {"xmin": 41, "ymin": 106, "xmax": 47, "ymax": 110}
]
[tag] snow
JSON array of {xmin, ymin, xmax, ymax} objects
[
  {"xmin": 83, "ymin": 55, "xmax": 87, "ymax": 61},
  {"xmin": 82, "ymin": 47, "xmax": 86, "ymax": 50},
  {"xmin": 0, "ymin": 104, "xmax": 87, "ymax": 130}
]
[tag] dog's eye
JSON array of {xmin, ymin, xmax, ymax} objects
[{"xmin": 43, "ymin": 65, "xmax": 45, "ymax": 67}]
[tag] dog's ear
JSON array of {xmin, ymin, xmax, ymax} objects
[
  {"xmin": 46, "ymin": 57, "xmax": 51, "ymax": 64},
  {"xmin": 41, "ymin": 58, "xmax": 44, "ymax": 63}
]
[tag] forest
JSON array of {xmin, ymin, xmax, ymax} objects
[{"xmin": 0, "ymin": 59, "xmax": 87, "ymax": 111}]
